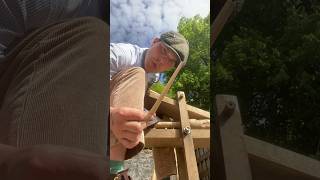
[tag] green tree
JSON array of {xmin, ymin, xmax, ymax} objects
[
  {"xmin": 150, "ymin": 81, "xmax": 175, "ymax": 98},
  {"xmin": 213, "ymin": 0, "xmax": 320, "ymax": 158},
  {"xmin": 162, "ymin": 14, "xmax": 210, "ymax": 110}
]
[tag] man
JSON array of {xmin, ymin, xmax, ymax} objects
[
  {"xmin": 109, "ymin": 31, "xmax": 189, "ymax": 179},
  {"xmin": 0, "ymin": 1, "xmax": 109, "ymax": 179}
]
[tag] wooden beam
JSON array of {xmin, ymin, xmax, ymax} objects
[
  {"xmin": 152, "ymin": 147, "xmax": 177, "ymax": 179},
  {"xmin": 213, "ymin": 95, "xmax": 252, "ymax": 180},
  {"xmin": 145, "ymin": 128, "xmax": 209, "ymax": 148},
  {"xmin": 151, "ymin": 168, "xmax": 158, "ymax": 180},
  {"xmin": 154, "ymin": 119, "xmax": 210, "ymax": 129},
  {"xmin": 211, "ymin": 0, "xmax": 235, "ymax": 46},
  {"xmin": 145, "ymin": 90, "xmax": 210, "ymax": 120},
  {"xmin": 176, "ymin": 148, "xmax": 188, "ymax": 180},
  {"xmin": 244, "ymin": 135, "xmax": 320, "ymax": 179},
  {"xmin": 213, "ymin": 0, "xmax": 228, "ymax": 19},
  {"xmin": 177, "ymin": 91, "xmax": 199, "ymax": 180}
]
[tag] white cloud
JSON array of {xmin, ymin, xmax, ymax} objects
[{"xmin": 110, "ymin": 0, "xmax": 209, "ymax": 47}]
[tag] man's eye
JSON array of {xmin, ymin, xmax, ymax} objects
[{"xmin": 161, "ymin": 47, "xmax": 166, "ymax": 54}]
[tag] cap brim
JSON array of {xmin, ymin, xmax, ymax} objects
[{"xmin": 161, "ymin": 41, "xmax": 182, "ymax": 67}]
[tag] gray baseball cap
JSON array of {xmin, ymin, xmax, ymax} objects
[{"xmin": 160, "ymin": 31, "xmax": 189, "ymax": 66}]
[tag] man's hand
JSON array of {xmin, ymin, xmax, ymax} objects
[{"xmin": 110, "ymin": 107, "xmax": 147, "ymax": 149}]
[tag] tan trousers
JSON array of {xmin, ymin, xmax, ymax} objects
[
  {"xmin": 110, "ymin": 67, "xmax": 177, "ymax": 179},
  {"xmin": 110, "ymin": 67, "xmax": 146, "ymax": 160},
  {"xmin": 0, "ymin": 17, "xmax": 109, "ymax": 156}
]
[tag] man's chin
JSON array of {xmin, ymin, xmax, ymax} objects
[
  {"xmin": 145, "ymin": 67, "xmax": 158, "ymax": 73},
  {"xmin": 150, "ymin": 64, "xmax": 159, "ymax": 72},
  {"xmin": 149, "ymin": 70, "xmax": 159, "ymax": 73}
]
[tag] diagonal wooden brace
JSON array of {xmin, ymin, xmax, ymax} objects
[{"xmin": 177, "ymin": 91, "xmax": 199, "ymax": 180}]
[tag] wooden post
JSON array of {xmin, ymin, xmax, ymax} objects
[
  {"xmin": 213, "ymin": 0, "xmax": 228, "ymax": 19},
  {"xmin": 176, "ymin": 148, "xmax": 188, "ymax": 180},
  {"xmin": 152, "ymin": 168, "xmax": 158, "ymax": 180},
  {"xmin": 212, "ymin": 95, "xmax": 252, "ymax": 180},
  {"xmin": 177, "ymin": 91, "xmax": 199, "ymax": 180},
  {"xmin": 211, "ymin": 0, "xmax": 235, "ymax": 46}
]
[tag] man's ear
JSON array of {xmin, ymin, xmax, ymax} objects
[{"xmin": 151, "ymin": 38, "xmax": 160, "ymax": 46}]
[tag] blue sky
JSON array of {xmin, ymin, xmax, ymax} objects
[{"xmin": 110, "ymin": 0, "xmax": 210, "ymax": 47}]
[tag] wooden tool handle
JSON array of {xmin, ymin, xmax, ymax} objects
[{"xmin": 144, "ymin": 62, "xmax": 184, "ymax": 121}]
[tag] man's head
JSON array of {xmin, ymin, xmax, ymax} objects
[{"xmin": 144, "ymin": 31, "xmax": 189, "ymax": 73}]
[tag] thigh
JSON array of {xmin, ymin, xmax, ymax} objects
[
  {"xmin": 0, "ymin": 17, "xmax": 109, "ymax": 156},
  {"xmin": 110, "ymin": 67, "xmax": 146, "ymax": 109}
]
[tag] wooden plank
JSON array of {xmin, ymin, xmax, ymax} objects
[
  {"xmin": 211, "ymin": 0, "xmax": 234, "ymax": 46},
  {"xmin": 152, "ymin": 147, "xmax": 177, "ymax": 179},
  {"xmin": 177, "ymin": 91, "xmax": 199, "ymax": 180},
  {"xmin": 244, "ymin": 135, "xmax": 320, "ymax": 178},
  {"xmin": 213, "ymin": 0, "xmax": 228, "ymax": 19},
  {"xmin": 145, "ymin": 90, "xmax": 210, "ymax": 120},
  {"xmin": 155, "ymin": 119, "xmax": 210, "ymax": 129},
  {"xmin": 214, "ymin": 95, "xmax": 252, "ymax": 180},
  {"xmin": 152, "ymin": 168, "xmax": 158, "ymax": 180},
  {"xmin": 211, "ymin": 99, "xmax": 228, "ymax": 180},
  {"xmin": 176, "ymin": 148, "xmax": 188, "ymax": 180},
  {"xmin": 145, "ymin": 128, "xmax": 210, "ymax": 148}
]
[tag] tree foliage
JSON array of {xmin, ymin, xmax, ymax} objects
[
  {"xmin": 213, "ymin": 0, "xmax": 320, "ymax": 158},
  {"xmin": 159, "ymin": 15, "xmax": 210, "ymax": 110},
  {"xmin": 150, "ymin": 81, "xmax": 175, "ymax": 98}
]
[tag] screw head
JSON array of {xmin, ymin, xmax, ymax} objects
[{"xmin": 183, "ymin": 126, "xmax": 191, "ymax": 135}]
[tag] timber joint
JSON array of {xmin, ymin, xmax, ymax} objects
[{"xmin": 183, "ymin": 126, "xmax": 192, "ymax": 136}]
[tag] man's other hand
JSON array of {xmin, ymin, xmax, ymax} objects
[{"xmin": 110, "ymin": 107, "xmax": 147, "ymax": 149}]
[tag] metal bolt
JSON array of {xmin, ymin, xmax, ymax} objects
[{"xmin": 183, "ymin": 126, "xmax": 191, "ymax": 135}]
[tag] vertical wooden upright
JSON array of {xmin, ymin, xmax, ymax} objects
[
  {"xmin": 213, "ymin": 95, "xmax": 252, "ymax": 180},
  {"xmin": 176, "ymin": 148, "xmax": 188, "ymax": 180},
  {"xmin": 177, "ymin": 91, "xmax": 199, "ymax": 180}
]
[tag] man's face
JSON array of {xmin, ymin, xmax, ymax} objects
[{"xmin": 144, "ymin": 38, "xmax": 178, "ymax": 73}]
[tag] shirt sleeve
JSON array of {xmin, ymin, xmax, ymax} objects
[
  {"xmin": 110, "ymin": 43, "xmax": 136, "ymax": 79},
  {"xmin": 110, "ymin": 43, "xmax": 160, "ymax": 85}
]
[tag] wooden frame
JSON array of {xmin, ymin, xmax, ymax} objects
[
  {"xmin": 145, "ymin": 129, "xmax": 209, "ymax": 148},
  {"xmin": 145, "ymin": 89, "xmax": 320, "ymax": 180},
  {"xmin": 177, "ymin": 91, "xmax": 200, "ymax": 180},
  {"xmin": 211, "ymin": 0, "xmax": 235, "ymax": 46},
  {"xmin": 145, "ymin": 91, "xmax": 210, "ymax": 180},
  {"xmin": 212, "ymin": 95, "xmax": 252, "ymax": 180},
  {"xmin": 145, "ymin": 90, "xmax": 210, "ymax": 120}
]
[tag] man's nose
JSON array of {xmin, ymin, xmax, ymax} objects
[{"xmin": 160, "ymin": 55, "xmax": 168, "ymax": 64}]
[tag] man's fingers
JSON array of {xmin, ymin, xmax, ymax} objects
[
  {"xmin": 120, "ymin": 130, "xmax": 141, "ymax": 143},
  {"xmin": 110, "ymin": 107, "xmax": 147, "ymax": 149},
  {"xmin": 119, "ymin": 138, "xmax": 140, "ymax": 149},
  {"xmin": 123, "ymin": 121, "xmax": 144, "ymax": 133},
  {"xmin": 117, "ymin": 107, "xmax": 145, "ymax": 121}
]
